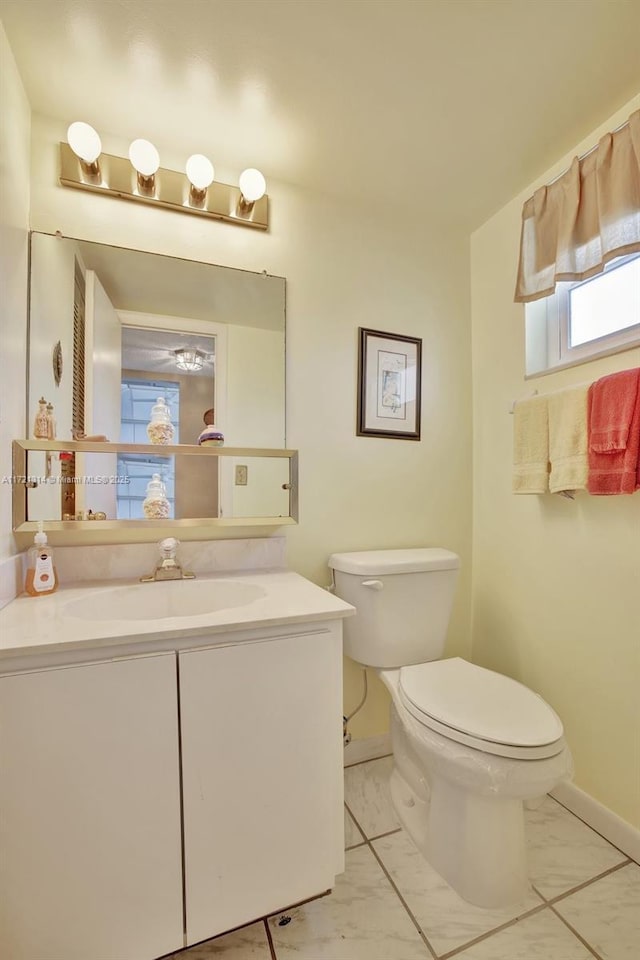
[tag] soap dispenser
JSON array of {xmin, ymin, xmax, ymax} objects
[
  {"xmin": 146, "ymin": 397, "xmax": 174, "ymax": 445},
  {"xmin": 143, "ymin": 473, "xmax": 170, "ymax": 519},
  {"xmin": 24, "ymin": 521, "xmax": 58, "ymax": 596}
]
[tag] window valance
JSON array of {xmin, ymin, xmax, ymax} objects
[{"xmin": 514, "ymin": 109, "xmax": 640, "ymax": 303}]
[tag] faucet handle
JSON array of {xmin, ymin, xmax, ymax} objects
[{"xmin": 159, "ymin": 537, "xmax": 179, "ymax": 559}]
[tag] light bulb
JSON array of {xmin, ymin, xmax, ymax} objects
[
  {"xmin": 186, "ymin": 154, "xmax": 214, "ymax": 190},
  {"xmin": 239, "ymin": 168, "xmax": 266, "ymax": 203},
  {"xmin": 129, "ymin": 139, "xmax": 160, "ymax": 177},
  {"xmin": 67, "ymin": 121, "xmax": 101, "ymax": 163}
]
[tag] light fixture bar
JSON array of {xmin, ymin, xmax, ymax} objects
[{"xmin": 59, "ymin": 142, "xmax": 269, "ymax": 230}]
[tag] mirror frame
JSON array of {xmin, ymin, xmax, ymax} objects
[{"xmin": 12, "ymin": 439, "xmax": 298, "ymax": 532}]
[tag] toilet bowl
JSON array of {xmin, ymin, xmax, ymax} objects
[
  {"xmin": 329, "ymin": 548, "xmax": 573, "ymax": 908},
  {"xmin": 382, "ymin": 663, "xmax": 572, "ymax": 907}
]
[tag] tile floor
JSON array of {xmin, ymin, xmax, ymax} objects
[{"xmin": 169, "ymin": 755, "xmax": 639, "ymax": 960}]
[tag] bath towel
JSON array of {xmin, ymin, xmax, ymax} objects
[
  {"xmin": 588, "ymin": 367, "xmax": 640, "ymax": 453},
  {"xmin": 548, "ymin": 386, "xmax": 590, "ymax": 495},
  {"xmin": 513, "ymin": 395, "xmax": 549, "ymax": 494},
  {"xmin": 587, "ymin": 367, "xmax": 640, "ymax": 495}
]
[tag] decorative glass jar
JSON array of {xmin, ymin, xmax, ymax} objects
[
  {"xmin": 146, "ymin": 397, "xmax": 174, "ymax": 445},
  {"xmin": 142, "ymin": 473, "xmax": 170, "ymax": 519}
]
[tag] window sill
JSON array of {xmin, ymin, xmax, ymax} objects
[{"xmin": 525, "ymin": 337, "xmax": 640, "ymax": 380}]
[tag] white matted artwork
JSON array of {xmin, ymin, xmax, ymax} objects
[{"xmin": 357, "ymin": 327, "xmax": 422, "ymax": 440}]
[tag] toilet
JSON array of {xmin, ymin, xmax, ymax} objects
[{"xmin": 329, "ymin": 548, "xmax": 573, "ymax": 908}]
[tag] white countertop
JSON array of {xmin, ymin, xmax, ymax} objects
[{"xmin": 0, "ymin": 570, "xmax": 354, "ymax": 660}]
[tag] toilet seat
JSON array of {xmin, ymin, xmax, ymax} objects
[{"xmin": 399, "ymin": 658, "xmax": 565, "ymax": 760}]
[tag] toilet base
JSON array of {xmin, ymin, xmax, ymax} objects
[
  {"xmin": 389, "ymin": 765, "xmax": 530, "ymax": 908},
  {"xmin": 380, "ymin": 669, "xmax": 572, "ymax": 909}
]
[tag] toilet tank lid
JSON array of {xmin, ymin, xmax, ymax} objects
[{"xmin": 328, "ymin": 548, "xmax": 460, "ymax": 575}]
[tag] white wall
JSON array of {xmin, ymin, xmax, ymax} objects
[
  {"xmin": 28, "ymin": 232, "xmax": 76, "ymax": 441},
  {"xmin": 27, "ymin": 232, "xmax": 76, "ymax": 520},
  {"xmin": 0, "ymin": 23, "xmax": 30, "ymax": 561},
  {"xmin": 224, "ymin": 324, "xmax": 287, "ymax": 518},
  {"xmin": 226, "ymin": 325, "xmax": 285, "ymax": 447},
  {"xmin": 24, "ymin": 112, "xmax": 473, "ymax": 737},
  {"xmin": 471, "ymin": 94, "xmax": 640, "ymax": 827}
]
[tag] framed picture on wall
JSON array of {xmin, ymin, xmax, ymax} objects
[{"xmin": 357, "ymin": 327, "xmax": 422, "ymax": 440}]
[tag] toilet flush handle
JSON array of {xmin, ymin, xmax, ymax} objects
[{"xmin": 361, "ymin": 579, "xmax": 384, "ymax": 591}]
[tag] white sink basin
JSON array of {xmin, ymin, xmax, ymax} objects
[{"xmin": 63, "ymin": 578, "xmax": 267, "ymax": 622}]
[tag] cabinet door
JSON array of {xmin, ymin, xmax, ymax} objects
[
  {"xmin": 180, "ymin": 627, "xmax": 344, "ymax": 945},
  {"xmin": 0, "ymin": 654, "xmax": 184, "ymax": 960}
]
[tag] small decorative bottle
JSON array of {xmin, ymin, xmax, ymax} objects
[
  {"xmin": 143, "ymin": 473, "xmax": 170, "ymax": 519},
  {"xmin": 33, "ymin": 397, "xmax": 49, "ymax": 439},
  {"xmin": 197, "ymin": 406, "xmax": 224, "ymax": 446},
  {"xmin": 146, "ymin": 397, "xmax": 175, "ymax": 445},
  {"xmin": 46, "ymin": 402, "xmax": 56, "ymax": 439}
]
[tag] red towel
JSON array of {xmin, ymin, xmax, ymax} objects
[
  {"xmin": 589, "ymin": 367, "xmax": 640, "ymax": 452},
  {"xmin": 587, "ymin": 367, "xmax": 640, "ymax": 495}
]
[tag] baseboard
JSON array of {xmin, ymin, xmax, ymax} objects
[
  {"xmin": 551, "ymin": 781, "xmax": 640, "ymax": 865},
  {"xmin": 343, "ymin": 734, "xmax": 391, "ymax": 767}
]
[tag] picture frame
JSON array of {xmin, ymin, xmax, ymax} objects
[{"xmin": 357, "ymin": 327, "xmax": 422, "ymax": 440}]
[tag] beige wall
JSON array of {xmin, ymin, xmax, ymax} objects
[
  {"xmin": 0, "ymin": 23, "xmax": 30, "ymax": 561},
  {"xmin": 225, "ymin": 324, "xmax": 288, "ymax": 519},
  {"xmin": 471, "ymin": 94, "xmax": 640, "ymax": 827},
  {"xmin": 13, "ymin": 112, "xmax": 474, "ymax": 737}
]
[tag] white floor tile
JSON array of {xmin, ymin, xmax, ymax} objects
[
  {"xmin": 526, "ymin": 797, "xmax": 627, "ymax": 898},
  {"xmin": 343, "ymin": 756, "xmax": 399, "ymax": 838},
  {"xmin": 372, "ymin": 830, "xmax": 543, "ymax": 956},
  {"xmin": 344, "ymin": 807, "xmax": 365, "ymax": 848},
  {"xmin": 554, "ymin": 862, "xmax": 640, "ymax": 960},
  {"xmin": 167, "ymin": 921, "xmax": 271, "ymax": 958},
  {"xmin": 267, "ymin": 845, "xmax": 429, "ymax": 960},
  {"xmin": 452, "ymin": 908, "xmax": 594, "ymax": 960}
]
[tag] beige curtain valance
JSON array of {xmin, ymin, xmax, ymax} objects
[{"xmin": 514, "ymin": 109, "xmax": 640, "ymax": 303}]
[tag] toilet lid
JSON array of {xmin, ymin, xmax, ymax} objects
[{"xmin": 399, "ymin": 658, "xmax": 564, "ymax": 757}]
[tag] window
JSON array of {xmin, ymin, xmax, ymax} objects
[{"xmin": 525, "ymin": 253, "xmax": 640, "ymax": 376}]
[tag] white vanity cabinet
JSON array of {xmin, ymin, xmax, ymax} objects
[
  {"xmin": 0, "ymin": 653, "xmax": 184, "ymax": 960},
  {"xmin": 0, "ymin": 602, "xmax": 348, "ymax": 960},
  {"xmin": 179, "ymin": 625, "xmax": 344, "ymax": 945}
]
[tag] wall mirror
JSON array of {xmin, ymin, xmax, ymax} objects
[{"xmin": 26, "ymin": 232, "xmax": 287, "ymax": 524}]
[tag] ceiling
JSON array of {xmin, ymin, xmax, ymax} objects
[
  {"xmin": 2, "ymin": 0, "xmax": 639, "ymax": 230},
  {"xmin": 121, "ymin": 327, "xmax": 215, "ymax": 378}
]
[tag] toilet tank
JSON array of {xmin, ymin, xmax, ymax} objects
[{"xmin": 328, "ymin": 548, "xmax": 460, "ymax": 668}]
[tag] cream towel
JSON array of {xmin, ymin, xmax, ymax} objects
[
  {"xmin": 548, "ymin": 385, "xmax": 590, "ymax": 495},
  {"xmin": 513, "ymin": 395, "xmax": 549, "ymax": 494}
]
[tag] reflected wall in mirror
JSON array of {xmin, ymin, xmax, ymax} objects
[{"xmin": 27, "ymin": 233, "xmax": 286, "ymax": 521}]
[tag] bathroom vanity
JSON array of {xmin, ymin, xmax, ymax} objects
[{"xmin": 0, "ymin": 571, "xmax": 354, "ymax": 960}]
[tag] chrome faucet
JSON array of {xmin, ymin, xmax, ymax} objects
[{"xmin": 140, "ymin": 538, "xmax": 195, "ymax": 582}]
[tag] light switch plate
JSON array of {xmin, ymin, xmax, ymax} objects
[{"xmin": 235, "ymin": 464, "xmax": 248, "ymax": 486}]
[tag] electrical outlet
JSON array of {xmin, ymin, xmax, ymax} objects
[{"xmin": 235, "ymin": 464, "xmax": 248, "ymax": 485}]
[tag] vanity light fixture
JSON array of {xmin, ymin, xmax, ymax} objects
[
  {"xmin": 238, "ymin": 168, "xmax": 267, "ymax": 214},
  {"xmin": 59, "ymin": 121, "xmax": 269, "ymax": 230},
  {"xmin": 174, "ymin": 348, "xmax": 206, "ymax": 372},
  {"xmin": 129, "ymin": 138, "xmax": 160, "ymax": 194},
  {"xmin": 66, "ymin": 122, "xmax": 102, "ymax": 179},
  {"xmin": 186, "ymin": 154, "xmax": 215, "ymax": 205}
]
